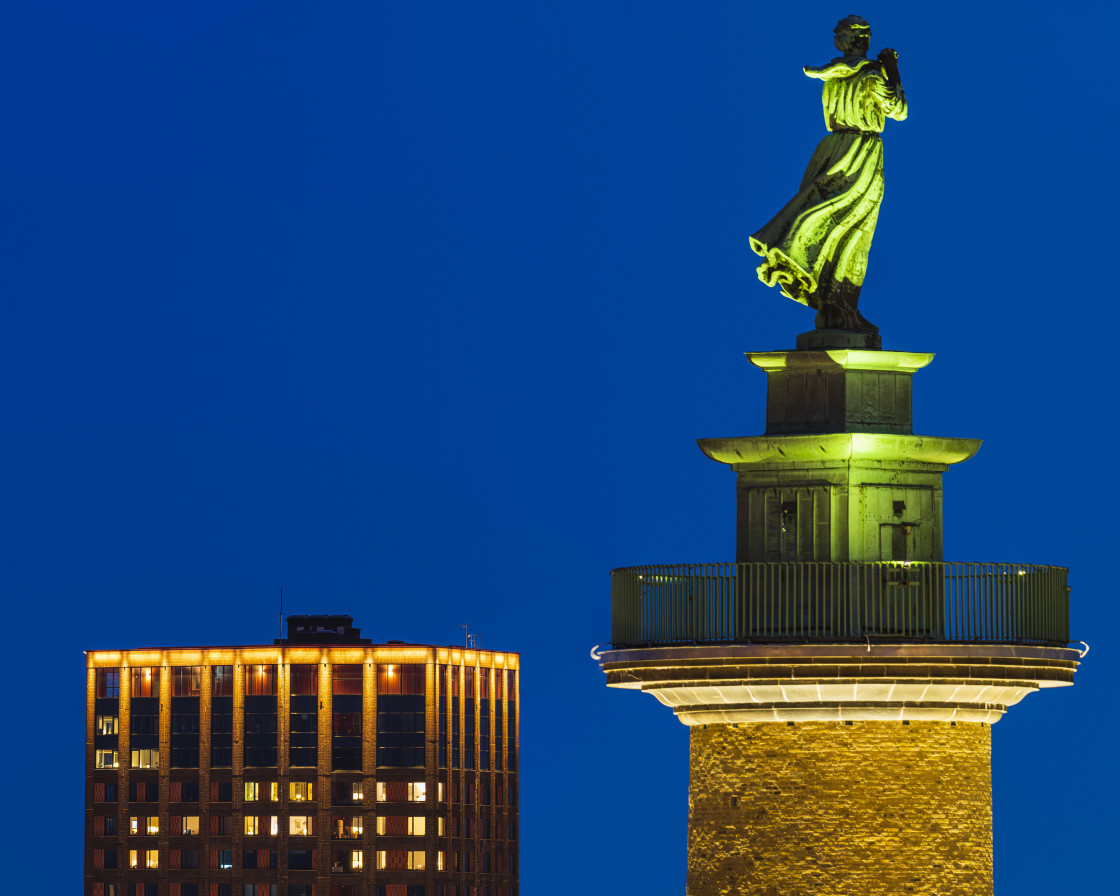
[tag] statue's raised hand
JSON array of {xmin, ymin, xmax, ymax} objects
[{"xmin": 877, "ymin": 48, "xmax": 901, "ymax": 82}]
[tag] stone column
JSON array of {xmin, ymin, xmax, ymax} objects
[{"xmin": 687, "ymin": 721, "xmax": 993, "ymax": 896}]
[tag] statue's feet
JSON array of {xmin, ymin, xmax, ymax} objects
[{"xmin": 813, "ymin": 298, "xmax": 877, "ymax": 334}]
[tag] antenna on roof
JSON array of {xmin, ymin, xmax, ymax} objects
[
  {"xmin": 280, "ymin": 587, "xmax": 284, "ymax": 641},
  {"xmin": 460, "ymin": 623, "xmax": 469, "ymax": 648}
]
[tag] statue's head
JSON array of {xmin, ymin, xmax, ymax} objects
[{"xmin": 833, "ymin": 15, "xmax": 871, "ymax": 56}]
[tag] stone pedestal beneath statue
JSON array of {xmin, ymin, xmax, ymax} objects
[
  {"xmin": 796, "ymin": 327, "xmax": 882, "ymax": 351},
  {"xmin": 699, "ymin": 349, "xmax": 980, "ymax": 564}
]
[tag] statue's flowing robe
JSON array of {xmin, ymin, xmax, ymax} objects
[{"xmin": 750, "ymin": 58, "xmax": 907, "ymax": 310}]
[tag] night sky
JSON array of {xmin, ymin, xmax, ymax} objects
[{"xmin": 4, "ymin": 3, "xmax": 1116, "ymax": 892}]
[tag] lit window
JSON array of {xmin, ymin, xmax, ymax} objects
[
  {"xmin": 409, "ymin": 782, "xmax": 426, "ymax": 802},
  {"xmin": 130, "ymin": 849, "xmax": 158, "ymax": 869},
  {"xmin": 438, "ymin": 817, "xmax": 445, "ymax": 836},
  {"xmin": 245, "ymin": 782, "xmax": 259, "ymax": 802},
  {"xmin": 131, "ymin": 748, "xmax": 159, "ymax": 769},
  {"xmin": 407, "ymin": 850, "xmax": 426, "ymax": 870},
  {"xmin": 245, "ymin": 664, "xmax": 277, "ymax": 696},
  {"xmin": 350, "ymin": 850, "xmax": 363, "ymax": 870},
  {"xmin": 334, "ymin": 817, "xmax": 362, "ymax": 838},
  {"xmin": 269, "ymin": 782, "xmax": 278, "ymax": 801},
  {"xmin": 438, "ymin": 850, "xmax": 445, "ymax": 871},
  {"xmin": 352, "ymin": 782, "xmax": 363, "ymax": 801},
  {"xmin": 289, "ymin": 781, "xmax": 313, "ymax": 801},
  {"xmin": 289, "ymin": 816, "xmax": 313, "ymax": 836},
  {"xmin": 438, "ymin": 781, "xmax": 444, "ymax": 802},
  {"xmin": 130, "ymin": 816, "xmax": 158, "ymax": 835},
  {"xmin": 376, "ymin": 782, "xmax": 387, "ymax": 802},
  {"xmin": 270, "ymin": 816, "xmax": 279, "ymax": 835},
  {"xmin": 95, "ymin": 714, "xmax": 119, "ymax": 735},
  {"xmin": 245, "ymin": 816, "xmax": 259, "ymax": 835},
  {"xmin": 183, "ymin": 816, "xmax": 200, "ymax": 835},
  {"xmin": 376, "ymin": 851, "xmax": 387, "ymax": 870},
  {"xmin": 95, "ymin": 749, "xmax": 118, "ymax": 769},
  {"xmin": 408, "ymin": 816, "xmax": 425, "ymax": 836},
  {"xmin": 96, "ymin": 668, "xmax": 120, "ymax": 699},
  {"xmin": 131, "ymin": 667, "xmax": 159, "ymax": 698},
  {"xmin": 375, "ymin": 816, "xmax": 386, "ymax": 835}
]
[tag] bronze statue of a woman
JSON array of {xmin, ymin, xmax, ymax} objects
[{"xmin": 750, "ymin": 15, "xmax": 906, "ymax": 337}]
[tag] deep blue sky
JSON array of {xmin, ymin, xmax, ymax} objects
[{"xmin": 4, "ymin": 2, "xmax": 1116, "ymax": 892}]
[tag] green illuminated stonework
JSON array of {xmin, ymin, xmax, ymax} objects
[{"xmin": 699, "ymin": 350, "xmax": 978, "ymax": 563}]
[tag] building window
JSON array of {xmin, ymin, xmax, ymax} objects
[
  {"xmin": 289, "ymin": 781, "xmax": 314, "ymax": 801},
  {"xmin": 288, "ymin": 850, "xmax": 316, "ymax": 871},
  {"xmin": 333, "ymin": 665, "xmax": 363, "ymax": 695},
  {"xmin": 93, "ymin": 782, "xmax": 118, "ymax": 802},
  {"xmin": 129, "ymin": 816, "xmax": 159, "ymax": 835},
  {"xmin": 180, "ymin": 816, "xmax": 200, "ymax": 835},
  {"xmin": 377, "ymin": 663, "xmax": 424, "ymax": 695},
  {"xmin": 212, "ymin": 665, "xmax": 233, "ymax": 697},
  {"xmin": 131, "ymin": 748, "xmax": 159, "ymax": 769},
  {"xmin": 212, "ymin": 848, "xmax": 233, "ymax": 870},
  {"xmin": 95, "ymin": 749, "xmax": 118, "ymax": 769},
  {"xmin": 376, "ymin": 851, "xmax": 387, "ymax": 870},
  {"xmin": 170, "ymin": 666, "xmax": 202, "ymax": 696},
  {"xmin": 211, "ymin": 816, "xmax": 234, "ymax": 835},
  {"xmin": 375, "ymin": 815, "xmax": 427, "ymax": 836},
  {"xmin": 95, "ymin": 714, "xmax": 119, "ymax": 735},
  {"xmin": 246, "ymin": 664, "xmax": 277, "ymax": 696},
  {"xmin": 289, "ymin": 815, "xmax": 314, "ymax": 836},
  {"xmin": 93, "ymin": 847, "xmax": 118, "ymax": 869},
  {"xmin": 169, "ymin": 781, "xmax": 199, "ymax": 802},
  {"xmin": 374, "ymin": 781, "xmax": 426, "ymax": 803},
  {"xmin": 333, "ymin": 817, "xmax": 363, "ymax": 839},
  {"xmin": 438, "ymin": 850, "xmax": 445, "ymax": 871},
  {"xmin": 333, "ymin": 713, "xmax": 362, "ymax": 736},
  {"xmin": 438, "ymin": 816, "xmax": 445, "ymax": 836},
  {"xmin": 291, "ymin": 664, "xmax": 318, "ymax": 695},
  {"xmin": 95, "ymin": 669, "xmax": 120, "ymax": 699},
  {"xmin": 130, "ymin": 667, "xmax": 159, "ymax": 698},
  {"xmin": 408, "ymin": 850, "xmax": 426, "ymax": 870},
  {"xmin": 351, "ymin": 850, "xmax": 364, "ymax": 870},
  {"xmin": 244, "ymin": 816, "xmax": 260, "ymax": 835},
  {"xmin": 129, "ymin": 849, "xmax": 158, "ymax": 869}
]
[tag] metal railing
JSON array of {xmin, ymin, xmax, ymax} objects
[{"xmin": 610, "ymin": 562, "xmax": 1069, "ymax": 649}]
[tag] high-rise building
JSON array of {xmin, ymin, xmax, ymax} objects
[
  {"xmin": 85, "ymin": 615, "xmax": 519, "ymax": 896},
  {"xmin": 599, "ymin": 348, "xmax": 1080, "ymax": 894}
]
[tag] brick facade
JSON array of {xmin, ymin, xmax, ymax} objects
[
  {"xmin": 688, "ymin": 721, "xmax": 993, "ymax": 896},
  {"xmin": 85, "ymin": 642, "xmax": 519, "ymax": 896}
]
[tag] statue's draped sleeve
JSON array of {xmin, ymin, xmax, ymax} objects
[{"xmin": 804, "ymin": 59, "xmax": 906, "ymax": 133}]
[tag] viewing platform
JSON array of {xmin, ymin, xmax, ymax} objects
[
  {"xmin": 601, "ymin": 561, "xmax": 1077, "ymax": 725},
  {"xmin": 610, "ymin": 560, "xmax": 1070, "ymax": 649}
]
